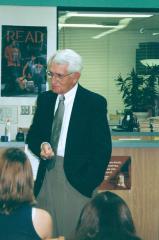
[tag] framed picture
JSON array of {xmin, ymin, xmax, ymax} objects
[{"xmin": 1, "ymin": 25, "xmax": 47, "ymax": 97}]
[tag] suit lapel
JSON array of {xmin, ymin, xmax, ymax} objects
[{"xmin": 45, "ymin": 91, "xmax": 58, "ymax": 139}]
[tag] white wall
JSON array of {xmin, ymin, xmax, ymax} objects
[{"xmin": 0, "ymin": 6, "xmax": 57, "ymax": 140}]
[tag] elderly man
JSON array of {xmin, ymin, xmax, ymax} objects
[{"xmin": 26, "ymin": 49, "xmax": 112, "ymax": 238}]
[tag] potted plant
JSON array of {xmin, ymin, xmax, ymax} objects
[{"xmin": 115, "ymin": 68, "xmax": 159, "ymax": 116}]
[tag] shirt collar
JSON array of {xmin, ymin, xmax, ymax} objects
[{"xmin": 58, "ymin": 83, "xmax": 78, "ymax": 102}]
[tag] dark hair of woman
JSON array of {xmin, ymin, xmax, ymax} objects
[
  {"xmin": 72, "ymin": 191, "xmax": 142, "ymax": 240},
  {"xmin": 0, "ymin": 147, "xmax": 36, "ymax": 214}
]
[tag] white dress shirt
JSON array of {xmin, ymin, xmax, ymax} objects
[{"xmin": 55, "ymin": 83, "xmax": 78, "ymax": 157}]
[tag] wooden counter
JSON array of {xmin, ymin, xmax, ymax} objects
[{"xmin": 110, "ymin": 135, "xmax": 159, "ymax": 240}]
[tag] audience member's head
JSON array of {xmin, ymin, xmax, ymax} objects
[
  {"xmin": 0, "ymin": 147, "xmax": 35, "ymax": 214},
  {"xmin": 73, "ymin": 191, "xmax": 141, "ymax": 240}
]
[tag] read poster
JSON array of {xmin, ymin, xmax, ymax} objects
[{"xmin": 1, "ymin": 25, "xmax": 47, "ymax": 97}]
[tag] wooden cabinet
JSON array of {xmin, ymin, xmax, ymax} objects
[{"xmin": 111, "ymin": 145, "xmax": 159, "ymax": 240}]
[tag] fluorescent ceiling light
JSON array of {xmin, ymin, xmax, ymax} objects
[
  {"xmin": 141, "ymin": 59, "xmax": 159, "ymax": 66},
  {"xmin": 59, "ymin": 12, "xmax": 152, "ymax": 26},
  {"xmin": 59, "ymin": 23, "xmax": 122, "ymax": 29},
  {"xmin": 66, "ymin": 12, "xmax": 153, "ymax": 18},
  {"xmin": 92, "ymin": 18, "xmax": 132, "ymax": 39},
  {"xmin": 152, "ymin": 32, "xmax": 159, "ymax": 36}
]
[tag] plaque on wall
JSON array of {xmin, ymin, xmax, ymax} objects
[{"xmin": 98, "ymin": 156, "xmax": 131, "ymax": 191}]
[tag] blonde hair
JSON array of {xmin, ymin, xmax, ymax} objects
[{"xmin": 0, "ymin": 148, "xmax": 35, "ymax": 214}]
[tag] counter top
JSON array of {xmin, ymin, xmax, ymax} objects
[
  {"xmin": 112, "ymin": 139, "xmax": 159, "ymax": 148},
  {"xmin": 111, "ymin": 131, "xmax": 159, "ymax": 147},
  {"xmin": 111, "ymin": 131, "xmax": 159, "ymax": 136},
  {"xmin": 0, "ymin": 138, "xmax": 159, "ymax": 149},
  {"xmin": 0, "ymin": 142, "xmax": 25, "ymax": 147}
]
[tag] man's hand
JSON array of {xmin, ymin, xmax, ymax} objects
[{"xmin": 40, "ymin": 142, "xmax": 55, "ymax": 160}]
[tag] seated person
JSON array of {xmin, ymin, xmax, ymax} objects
[
  {"xmin": 0, "ymin": 147, "xmax": 53, "ymax": 240},
  {"xmin": 71, "ymin": 191, "xmax": 142, "ymax": 240}
]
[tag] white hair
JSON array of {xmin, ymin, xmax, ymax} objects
[{"xmin": 48, "ymin": 49, "xmax": 83, "ymax": 73}]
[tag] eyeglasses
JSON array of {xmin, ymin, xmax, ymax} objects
[{"xmin": 46, "ymin": 70, "xmax": 73, "ymax": 80}]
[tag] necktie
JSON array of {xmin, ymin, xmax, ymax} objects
[{"xmin": 47, "ymin": 95, "xmax": 65, "ymax": 170}]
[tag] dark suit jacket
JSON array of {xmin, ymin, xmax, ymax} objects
[{"xmin": 26, "ymin": 84, "xmax": 112, "ymax": 197}]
